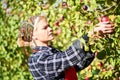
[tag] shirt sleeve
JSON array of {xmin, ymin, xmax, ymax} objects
[
  {"xmin": 74, "ymin": 51, "xmax": 95, "ymax": 72},
  {"xmin": 74, "ymin": 34, "xmax": 95, "ymax": 72}
]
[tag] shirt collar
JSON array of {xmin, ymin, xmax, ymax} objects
[{"xmin": 33, "ymin": 46, "xmax": 53, "ymax": 51}]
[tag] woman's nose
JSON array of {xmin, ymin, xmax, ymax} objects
[
  {"xmin": 48, "ymin": 26, "xmax": 52, "ymax": 30},
  {"xmin": 48, "ymin": 27, "xmax": 53, "ymax": 32}
]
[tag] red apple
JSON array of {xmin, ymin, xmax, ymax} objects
[
  {"xmin": 82, "ymin": 5, "xmax": 88, "ymax": 10},
  {"xmin": 62, "ymin": 2, "xmax": 67, "ymax": 8},
  {"xmin": 98, "ymin": 62, "xmax": 103, "ymax": 67},
  {"xmin": 59, "ymin": 16, "xmax": 64, "ymax": 22},
  {"xmin": 100, "ymin": 16, "xmax": 110, "ymax": 22},
  {"xmin": 55, "ymin": 21, "xmax": 60, "ymax": 26},
  {"xmin": 85, "ymin": 76, "xmax": 90, "ymax": 80},
  {"xmin": 102, "ymin": 68, "xmax": 107, "ymax": 72},
  {"xmin": 56, "ymin": 29, "xmax": 61, "ymax": 35}
]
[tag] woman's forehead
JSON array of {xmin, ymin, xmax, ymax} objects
[{"xmin": 38, "ymin": 19, "xmax": 48, "ymax": 28}]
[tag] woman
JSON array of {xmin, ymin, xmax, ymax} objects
[{"xmin": 17, "ymin": 15, "xmax": 114, "ymax": 80}]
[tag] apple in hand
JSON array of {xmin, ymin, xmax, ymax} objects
[{"xmin": 100, "ymin": 16, "xmax": 110, "ymax": 22}]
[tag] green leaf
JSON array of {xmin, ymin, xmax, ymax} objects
[
  {"xmin": 92, "ymin": 69, "xmax": 100, "ymax": 75},
  {"xmin": 97, "ymin": 50, "xmax": 106, "ymax": 60}
]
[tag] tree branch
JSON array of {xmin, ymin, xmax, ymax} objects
[{"xmin": 101, "ymin": 4, "xmax": 116, "ymax": 12}]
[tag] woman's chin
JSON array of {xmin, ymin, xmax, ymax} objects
[
  {"xmin": 50, "ymin": 36, "xmax": 54, "ymax": 40},
  {"xmin": 47, "ymin": 37, "xmax": 54, "ymax": 41}
]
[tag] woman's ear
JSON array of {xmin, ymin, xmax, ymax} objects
[
  {"xmin": 32, "ymin": 35, "xmax": 38, "ymax": 40},
  {"xmin": 32, "ymin": 30, "xmax": 38, "ymax": 40}
]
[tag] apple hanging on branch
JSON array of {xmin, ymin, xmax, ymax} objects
[
  {"xmin": 82, "ymin": 5, "xmax": 89, "ymax": 11},
  {"xmin": 62, "ymin": 2, "xmax": 68, "ymax": 8},
  {"xmin": 56, "ymin": 29, "xmax": 62, "ymax": 35},
  {"xmin": 55, "ymin": 21, "xmax": 60, "ymax": 27}
]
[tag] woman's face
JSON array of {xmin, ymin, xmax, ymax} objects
[{"xmin": 35, "ymin": 18, "xmax": 54, "ymax": 42}]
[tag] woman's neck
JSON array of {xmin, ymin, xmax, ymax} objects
[{"xmin": 34, "ymin": 40, "xmax": 48, "ymax": 47}]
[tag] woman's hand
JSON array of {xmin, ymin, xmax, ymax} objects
[
  {"xmin": 88, "ymin": 22, "xmax": 114, "ymax": 38},
  {"xmin": 94, "ymin": 22, "xmax": 114, "ymax": 34}
]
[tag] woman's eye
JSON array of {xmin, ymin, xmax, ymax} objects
[
  {"xmin": 43, "ymin": 26, "xmax": 48, "ymax": 29},
  {"xmin": 42, "ymin": 25, "xmax": 50, "ymax": 30}
]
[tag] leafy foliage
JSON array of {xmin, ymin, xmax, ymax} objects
[{"xmin": 0, "ymin": 0, "xmax": 120, "ymax": 80}]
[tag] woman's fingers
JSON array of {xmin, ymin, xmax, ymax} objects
[
  {"xmin": 94, "ymin": 23, "xmax": 114, "ymax": 34},
  {"xmin": 104, "ymin": 24, "xmax": 114, "ymax": 28},
  {"xmin": 103, "ymin": 29, "xmax": 114, "ymax": 34},
  {"xmin": 98, "ymin": 22, "xmax": 114, "ymax": 28},
  {"xmin": 102, "ymin": 26, "xmax": 114, "ymax": 33}
]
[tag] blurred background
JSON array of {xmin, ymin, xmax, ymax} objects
[{"xmin": 0, "ymin": 0, "xmax": 120, "ymax": 80}]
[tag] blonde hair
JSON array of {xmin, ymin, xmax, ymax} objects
[{"xmin": 17, "ymin": 15, "xmax": 47, "ymax": 48}]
